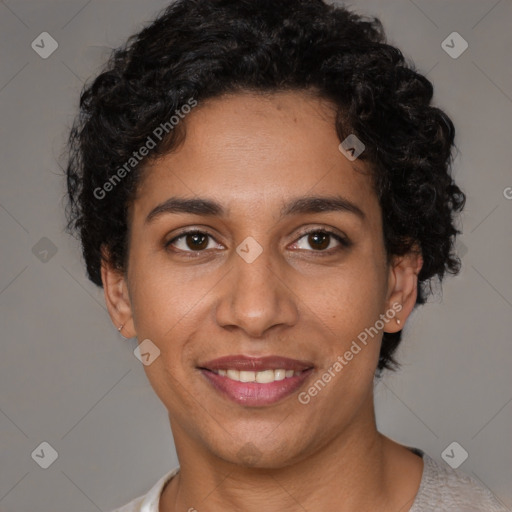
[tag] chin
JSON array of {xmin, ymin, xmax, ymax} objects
[{"xmin": 211, "ymin": 434, "xmax": 310, "ymax": 470}]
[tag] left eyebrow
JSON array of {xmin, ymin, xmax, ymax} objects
[
  {"xmin": 279, "ymin": 195, "xmax": 366, "ymax": 221},
  {"xmin": 144, "ymin": 194, "xmax": 365, "ymax": 225}
]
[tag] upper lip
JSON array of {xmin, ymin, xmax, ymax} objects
[{"xmin": 199, "ymin": 355, "xmax": 314, "ymax": 372}]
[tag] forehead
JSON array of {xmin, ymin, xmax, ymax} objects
[{"xmin": 132, "ymin": 91, "xmax": 379, "ymax": 224}]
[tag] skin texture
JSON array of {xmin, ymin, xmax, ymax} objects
[{"xmin": 102, "ymin": 91, "xmax": 424, "ymax": 511}]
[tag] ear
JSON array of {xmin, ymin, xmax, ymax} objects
[
  {"xmin": 100, "ymin": 246, "xmax": 136, "ymax": 338},
  {"xmin": 384, "ymin": 245, "xmax": 423, "ymax": 333}
]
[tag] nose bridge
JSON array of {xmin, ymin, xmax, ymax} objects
[{"xmin": 215, "ymin": 237, "xmax": 298, "ymax": 336}]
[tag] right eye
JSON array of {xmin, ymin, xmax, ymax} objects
[{"xmin": 165, "ymin": 230, "xmax": 224, "ymax": 253}]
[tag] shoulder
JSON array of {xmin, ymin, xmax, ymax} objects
[
  {"xmin": 410, "ymin": 450, "xmax": 508, "ymax": 511},
  {"xmin": 108, "ymin": 466, "xmax": 180, "ymax": 512}
]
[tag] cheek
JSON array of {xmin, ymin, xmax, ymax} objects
[
  {"xmin": 126, "ymin": 251, "xmax": 221, "ymax": 386},
  {"xmin": 298, "ymin": 265, "xmax": 385, "ymax": 416},
  {"xmin": 127, "ymin": 249, "xmax": 209, "ymax": 338},
  {"xmin": 126, "ymin": 257, "xmax": 206, "ymax": 408},
  {"xmin": 304, "ymin": 260, "xmax": 387, "ymax": 341}
]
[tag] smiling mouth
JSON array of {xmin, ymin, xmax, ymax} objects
[
  {"xmin": 197, "ymin": 355, "xmax": 314, "ymax": 406},
  {"xmin": 206, "ymin": 368, "xmax": 305, "ymax": 383}
]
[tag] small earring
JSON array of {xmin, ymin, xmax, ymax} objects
[
  {"xmin": 396, "ymin": 318, "xmax": 401, "ymax": 326},
  {"xmin": 117, "ymin": 324, "xmax": 129, "ymax": 340}
]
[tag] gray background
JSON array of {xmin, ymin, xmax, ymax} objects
[{"xmin": 0, "ymin": 0, "xmax": 511, "ymax": 510}]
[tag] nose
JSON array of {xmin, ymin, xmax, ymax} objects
[{"xmin": 214, "ymin": 243, "xmax": 299, "ymax": 338}]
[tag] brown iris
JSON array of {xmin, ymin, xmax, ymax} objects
[
  {"xmin": 185, "ymin": 232, "xmax": 209, "ymax": 250},
  {"xmin": 308, "ymin": 232, "xmax": 330, "ymax": 250}
]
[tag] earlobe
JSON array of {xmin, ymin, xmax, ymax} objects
[
  {"xmin": 100, "ymin": 248, "xmax": 136, "ymax": 338},
  {"xmin": 384, "ymin": 247, "xmax": 423, "ymax": 333}
]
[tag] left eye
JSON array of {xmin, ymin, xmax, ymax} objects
[{"xmin": 292, "ymin": 230, "xmax": 348, "ymax": 252}]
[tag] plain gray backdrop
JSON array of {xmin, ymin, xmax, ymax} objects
[{"xmin": 0, "ymin": 0, "xmax": 511, "ymax": 510}]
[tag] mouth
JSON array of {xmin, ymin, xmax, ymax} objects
[{"xmin": 198, "ymin": 355, "xmax": 314, "ymax": 407}]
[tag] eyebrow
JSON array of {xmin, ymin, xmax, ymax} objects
[{"xmin": 145, "ymin": 194, "xmax": 365, "ymax": 224}]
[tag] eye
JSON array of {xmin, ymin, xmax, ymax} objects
[
  {"xmin": 165, "ymin": 230, "xmax": 223, "ymax": 253},
  {"xmin": 291, "ymin": 229, "xmax": 351, "ymax": 253}
]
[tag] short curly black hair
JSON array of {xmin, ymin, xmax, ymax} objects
[{"xmin": 64, "ymin": 0, "xmax": 465, "ymax": 372}]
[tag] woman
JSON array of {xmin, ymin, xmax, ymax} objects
[{"xmin": 64, "ymin": 0, "xmax": 507, "ymax": 510}]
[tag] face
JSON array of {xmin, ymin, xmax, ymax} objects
[{"xmin": 103, "ymin": 91, "xmax": 420, "ymax": 468}]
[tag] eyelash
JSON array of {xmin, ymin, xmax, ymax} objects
[{"xmin": 164, "ymin": 227, "xmax": 351, "ymax": 256}]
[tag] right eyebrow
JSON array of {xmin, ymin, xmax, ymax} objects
[{"xmin": 145, "ymin": 197, "xmax": 225, "ymax": 224}]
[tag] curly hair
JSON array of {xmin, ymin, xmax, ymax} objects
[{"xmin": 64, "ymin": 0, "xmax": 465, "ymax": 372}]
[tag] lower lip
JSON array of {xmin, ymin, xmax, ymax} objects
[{"xmin": 200, "ymin": 369, "xmax": 313, "ymax": 407}]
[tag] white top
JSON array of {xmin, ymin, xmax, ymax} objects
[{"xmin": 109, "ymin": 448, "xmax": 508, "ymax": 511}]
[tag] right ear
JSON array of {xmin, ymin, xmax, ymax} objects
[{"xmin": 100, "ymin": 246, "xmax": 136, "ymax": 339}]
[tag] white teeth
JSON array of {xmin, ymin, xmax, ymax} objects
[
  {"xmin": 239, "ymin": 370, "xmax": 256, "ymax": 382},
  {"xmin": 214, "ymin": 368, "xmax": 302, "ymax": 383},
  {"xmin": 274, "ymin": 369, "xmax": 286, "ymax": 381},
  {"xmin": 227, "ymin": 369, "xmax": 239, "ymax": 380},
  {"xmin": 256, "ymin": 369, "xmax": 275, "ymax": 383}
]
